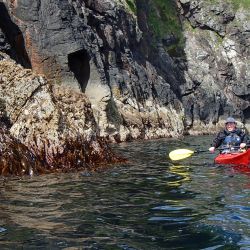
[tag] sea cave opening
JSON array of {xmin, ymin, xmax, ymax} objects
[
  {"xmin": 68, "ymin": 50, "xmax": 90, "ymax": 92},
  {"xmin": 243, "ymin": 106, "xmax": 250, "ymax": 121},
  {"xmin": 0, "ymin": 2, "xmax": 31, "ymax": 68}
]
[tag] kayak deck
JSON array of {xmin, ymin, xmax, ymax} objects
[{"xmin": 215, "ymin": 149, "xmax": 250, "ymax": 166}]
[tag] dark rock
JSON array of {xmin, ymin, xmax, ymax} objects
[{"xmin": 0, "ymin": 28, "xmax": 11, "ymax": 53}]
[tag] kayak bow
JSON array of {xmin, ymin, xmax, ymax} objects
[{"xmin": 214, "ymin": 149, "xmax": 250, "ymax": 166}]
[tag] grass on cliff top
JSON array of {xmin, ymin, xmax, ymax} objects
[
  {"xmin": 231, "ymin": 0, "xmax": 250, "ymax": 9},
  {"xmin": 148, "ymin": 0, "xmax": 184, "ymax": 56},
  {"xmin": 211, "ymin": 0, "xmax": 250, "ymax": 9},
  {"xmin": 236, "ymin": 0, "xmax": 250, "ymax": 7}
]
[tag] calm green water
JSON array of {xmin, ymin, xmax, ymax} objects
[{"xmin": 0, "ymin": 135, "xmax": 249, "ymax": 249}]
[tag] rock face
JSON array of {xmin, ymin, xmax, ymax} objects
[
  {"xmin": 0, "ymin": 27, "xmax": 10, "ymax": 54},
  {"xmin": 177, "ymin": 0, "xmax": 250, "ymax": 132},
  {"xmin": 0, "ymin": 126, "xmax": 47, "ymax": 176},
  {"xmin": 0, "ymin": 0, "xmax": 185, "ymax": 142},
  {"xmin": 0, "ymin": 53, "xmax": 121, "ymax": 175},
  {"xmin": 0, "ymin": 0, "xmax": 249, "ymax": 147},
  {"xmin": 0, "ymin": 95, "xmax": 45, "ymax": 176}
]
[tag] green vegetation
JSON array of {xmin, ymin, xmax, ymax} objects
[
  {"xmin": 148, "ymin": 0, "xmax": 184, "ymax": 57},
  {"xmin": 230, "ymin": 0, "xmax": 250, "ymax": 9},
  {"xmin": 210, "ymin": 0, "xmax": 250, "ymax": 10},
  {"xmin": 115, "ymin": 0, "xmax": 137, "ymax": 15},
  {"xmin": 126, "ymin": 0, "xmax": 136, "ymax": 14}
]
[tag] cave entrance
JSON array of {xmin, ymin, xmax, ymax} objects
[
  {"xmin": 243, "ymin": 106, "xmax": 250, "ymax": 120},
  {"xmin": 68, "ymin": 50, "xmax": 90, "ymax": 92},
  {"xmin": 0, "ymin": 2, "xmax": 31, "ymax": 68}
]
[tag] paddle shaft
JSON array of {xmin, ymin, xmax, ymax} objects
[
  {"xmin": 195, "ymin": 147, "xmax": 242, "ymax": 154},
  {"xmin": 169, "ymin": 144, "xmax": 250, "ymax": 161},
  {"xmin": 214, "ymin": 144, "xmax": 250, "ymax": 152},
  {"xmin": 193, "ymin": 145, "xmax": 250, "ymax": 154}
]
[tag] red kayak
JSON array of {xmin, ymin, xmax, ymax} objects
[{"xmin": 215, "ymin": 149, "xmax": 250, "ymax": 166}]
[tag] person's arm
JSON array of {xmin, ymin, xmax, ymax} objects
[
  {"xmin": 213, "ymin": 131, "xmax": 225, "ymax": 148},
  {"xmin": 239, "ymin": 130, "xmax": 248, "ymax": 148},
  {"xmin": 209, "ymin": 131, "xmax": 224, "ymax": 153}
]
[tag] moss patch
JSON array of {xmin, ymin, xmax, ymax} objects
[
  {"xmin": 231, "ymin": 0, "xmax": 250, "ymax": 9},
  {"xmin": 148, "ymin": 0, "xmax": 184, "ymax": 57},
  {"xmin": 115, "ymin": 0, "xmax": 137, "ymax": 15},
  {"xmin": 210, "ymin": 0, "xmax": 250, "ymax": 10},
  {"xmin": 126, "ymin": 0, "xmax": 136, "ymax": 14}
]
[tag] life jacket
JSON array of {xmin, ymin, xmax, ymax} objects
[{"xmin": 222, "ymin": 132, "xmax": 241, "ymax": 147}]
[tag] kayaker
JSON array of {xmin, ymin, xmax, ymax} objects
[{"xmin": 209, "ymin": 117, "xmax": 248, "ymax": 153}]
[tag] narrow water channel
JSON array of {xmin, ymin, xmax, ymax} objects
[{"xmin": 0, "ymin": 135, "xmax": 249, "ymax": 249}]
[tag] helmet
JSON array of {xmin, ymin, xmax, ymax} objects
[{"xmin": 225, "ymin": 117, "xmax": 236, "ymax": 124}]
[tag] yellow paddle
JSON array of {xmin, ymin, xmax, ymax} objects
[
  {"xmin": 168, "ymin": 148, "xmax": 211, "ymax": 161},
  {"xmin": 169, "ymin": 149, "xmax": 195, "ymax": 161},
  {"xmin": 169, "ymin": 145, "xmax": 250, "ymax": 161}
]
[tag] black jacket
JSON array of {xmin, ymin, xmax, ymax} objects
[{"xmin": 212, "ymin": 128, "xmax": 248, "ymax": 148}]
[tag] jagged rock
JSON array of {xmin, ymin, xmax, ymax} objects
[
  {"xmin": 0, "ymin": 0, "xmax": 185, "ymax": 142},
  {"xmin": 0, "ymin": 98, "xmax": 11, "ymax": 128},
  {"xmin": 179, "ymin": 1, "xmax": 235, "ymax": 36},
  {"xmin": 0, "ymin": 126, "xmax": 46, "ymax": 176},
  {"xmin": 0, "ymin": 0, "xmax": 249, "ymax": 141},
  {"xmin": 0, "ymin": 28, "xmax": 10, "ymax": 53},
  {"xmin": 0, "ymin": 55, "xmax": 122, "ymax": 173},
  {"xmin": 178, "ymin": 0, "xmax": 250, "ymax": 132},
  {"xmin": 0, "ymin": 74, "xmax": 44, "ymax": 176}
]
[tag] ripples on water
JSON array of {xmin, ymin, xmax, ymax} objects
[{"xmin": 0, "ymin": 135, "xmax": 249, "ymax": 249}]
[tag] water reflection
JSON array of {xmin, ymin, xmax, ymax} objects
[
  {"xmin": 0, "ymin": 135, "xmax": 249, "ymax": 249},
  {"xmin": 167, "ymin": 165, "xmax": 192, "ymax": 187}
]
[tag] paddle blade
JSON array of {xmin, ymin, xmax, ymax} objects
[{"xmin": 169, "ymin": 149, "xmax": 195, "ymax": 161}]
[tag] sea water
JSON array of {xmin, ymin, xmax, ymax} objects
[{"xmin": 0, "ymin": 135, "xmax": 249, "ymax": 249}]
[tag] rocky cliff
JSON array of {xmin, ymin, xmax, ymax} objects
[
  {"xmin": 178, "ymin": 0, "xmax": 250, "ymax": 133},
  {"xmin": 0, "ymin": 0, "xmax": 249, "ymax": 148},
  {"xmin": 0, "ymin": 52, "xmax": 121, "ymax": 175}
]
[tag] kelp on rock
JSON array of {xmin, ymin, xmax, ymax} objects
[{"xmin": 0, "ymin": 127, "xmax": 124, "ymax": 176}]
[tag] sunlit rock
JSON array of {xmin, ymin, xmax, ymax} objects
[
  {"xmin": 0, "ymin": 0, "xmax": 248, "ymax": 141},
  {"xmin": 0, "ymin": 54, "xmax": 122, "ymax": 174}
]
